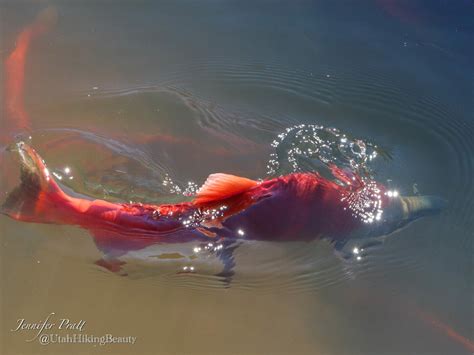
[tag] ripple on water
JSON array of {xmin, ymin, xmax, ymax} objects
[
  {"xmin": 5, "ymin": 54, "xmax": 469, "ymax": 292},
  {"xmin": 77, "ymin": 58, "xmax": 472, "ymax": 225},
  {"xmin": 168, "ymin": 56, "xmax": 471, "ymax": 242}
]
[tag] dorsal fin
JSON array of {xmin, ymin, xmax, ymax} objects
[
  {"xmin": 329, "ymin": 163, "xmax": 363, "ymax": 189},
  {"xmin": 194, "ymin": 173, "xmax": 258, "ymax": 205}
]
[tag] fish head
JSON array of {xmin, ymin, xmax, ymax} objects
[
  {"xmin": 333, "ymin": 186, "xmax": 446, "ymax": 259},
  {"xmin": 358, "ymin": 193, "xmax": 447, "ymax": 239}
]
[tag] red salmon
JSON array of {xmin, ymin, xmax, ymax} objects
[{"xmin": 2, "ymin": 142, "xmax": 444, "ymax": 257}]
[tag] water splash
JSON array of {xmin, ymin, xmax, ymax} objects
[
  {"xmin": 163, "ymin": 124, "xmax": 386, "ymax": 201},
  {"xmin": 162, "ymin": 174, "xmax": 199, "ymax": 197},
  {"xmin": 266, "ymin": 124, "xmax": 382, "ymax": 182}
]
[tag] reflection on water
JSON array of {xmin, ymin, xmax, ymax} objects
[{"xmin": 1, "ymin": 1, "xmax": 473, "ymax": 354}]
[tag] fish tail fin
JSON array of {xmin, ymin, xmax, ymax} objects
[{"xmin": 1, "ymin": 142, "xmax": 71, "ymax": 224}]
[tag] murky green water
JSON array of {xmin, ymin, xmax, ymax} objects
[{"xmin": 1, "ymin": 1, "xmax": 472, "ymax": 354}]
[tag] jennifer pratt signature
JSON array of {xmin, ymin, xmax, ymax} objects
[{"xmin": 11, "ymin": 312, "xmax": 86, "ymax": 342}]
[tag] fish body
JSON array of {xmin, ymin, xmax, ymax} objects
[
  {"xmin": 210, "ymin": 173, "xmax": 367, "ymax": 242},
  {"xmin": 2, "ymin": 143, "xmax": 444, "ymax": 257}
]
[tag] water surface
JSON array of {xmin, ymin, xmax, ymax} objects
[{"xmin": 1, "ymin": 1, "xmax": 473, "ymax": 354}]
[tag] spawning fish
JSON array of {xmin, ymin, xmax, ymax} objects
[{"xmin": 1, "ymin": 142, "xmax": 445, "ymax": 276}]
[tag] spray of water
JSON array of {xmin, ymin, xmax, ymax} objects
[
  {"xmin": 266, "ymin": 124, "xmax": 382, "ymax": 182},
  {"xmin": 163, "ymin": 124, "xmax": 386, "ymax": 198}
]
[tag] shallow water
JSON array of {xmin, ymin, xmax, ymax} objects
[{"xmin": 1, "ymin": 1, "xmax": 473, "ymax": 354}]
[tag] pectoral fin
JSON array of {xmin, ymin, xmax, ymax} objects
[{"xmin": 215, "ymin": 240, "xmax": 241, "ymax": 286}]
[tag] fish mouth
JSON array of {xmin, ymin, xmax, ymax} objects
[{"xmin": 400, "ymin": 195, "xmax": 447, "ymax": 220}]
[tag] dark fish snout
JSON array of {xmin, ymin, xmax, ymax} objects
[{"xmin": 401, "ymin": 195, "xmax": 447, "ymax": 220}]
